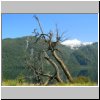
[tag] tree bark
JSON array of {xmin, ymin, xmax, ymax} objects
[
  {"xmin": 44, "ymin": 51, "xmax": 63, "ymax": 83},
  {"xmin": 52, "ymin": 50, "xmax": 74, "ymax": 83}
]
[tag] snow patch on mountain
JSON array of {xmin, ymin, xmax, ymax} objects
[{"xmin": 61, "ymin": 39, "xmax": 93, "ymax": 49}]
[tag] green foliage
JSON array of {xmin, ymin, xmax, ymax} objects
[
  {"xmin": 2, "ymin": 37, "xmax": 27, "ymax": 80},
  {"xmin": 16, "ymin": 73, "xmax": 25, "ymax": 84}
]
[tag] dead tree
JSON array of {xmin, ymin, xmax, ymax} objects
[
  {"xmin": 46, "ymin": 31, "xmax": 73, "ymax": 83},
  {"xmin": 25, "ymin": 15, "xmax": 74, "ymax": 85},
  {"xmin": 33, "ymin": 15, "xmax": 74, "ymax": 83}
]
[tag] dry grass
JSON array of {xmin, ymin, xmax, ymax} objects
[{"xmin": 2, "ymin": 80, "xmax": 97, "ymax": 86}]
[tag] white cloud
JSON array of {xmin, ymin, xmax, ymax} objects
[{"xmin": 61, "ymin": 39, "xmax": 93, "ymax": 49}]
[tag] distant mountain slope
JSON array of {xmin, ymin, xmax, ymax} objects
[{"xmin": 2, "ymin": 36, "xmax": 98, "ymax": 82}]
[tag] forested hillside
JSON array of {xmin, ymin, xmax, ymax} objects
[{"xmin": 2, "ymin": 36, "xmax": 98, "ymax": 84}]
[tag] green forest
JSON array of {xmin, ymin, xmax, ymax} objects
[{"xmin": 2, "ymin": 36, "xmax": 98, "ymax": 86}]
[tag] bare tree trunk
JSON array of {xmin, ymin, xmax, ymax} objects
[
  {"xmin": 40, "ymin": 74, "xmax": 52, "ymax": 86},
  {"xmin": 44, "ymin": 51, "xmax": 63, "ymax": 83},
  {"xmin": 52, "ymin": 50, "xmax": 74, "ymax": 83},
  {"xmin": 44, "ymin": 57, "xmax": 63, "ymax": 83},
  {"xmin": 43, "ymin": 77, "xmax": 51, "ymax": 86}
]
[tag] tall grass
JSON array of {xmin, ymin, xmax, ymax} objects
[
  {"xmin": 2, "ymin": 80, "xmax": 18, "ymax": 86},
  {"xmin": 2, "ymin": 76, "xmax": 97, "ymax": 86},
  {"xmin": 2, "ymin": 80, "xmax": 97, "ymax": 86},
  {"xmin": 54, "ymin": 82, "xmax": 97, "ymax": 86},
  {"xmin": 2, "ymin": 80, "xmax": 41, "ymax": 86}
]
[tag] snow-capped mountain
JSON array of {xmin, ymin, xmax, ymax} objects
[{"xmin": 61, "ymin": 39, "xmax": 93, "ymax": 49}]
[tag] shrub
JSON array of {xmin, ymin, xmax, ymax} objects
[
  {"xmin": 2, "ymin": 80, "xmax": 17, "ymax": 86},
  {"xmin": 74, "ymin": 76, "xmax": 91, "ymax": 83},
  {"xmin": 16, "ymin": 73, "xmax": 25, "ymax": 84}
]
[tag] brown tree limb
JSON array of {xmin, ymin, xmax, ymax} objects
[
  {"xmin": 52, "ymin": 50, "xmax": 74, "ymax": 83},
  {"xmin": 34, "ymin": 15, "xmax": 44, "ymax": 34},
  {"xmin": 44, "ymin": 51, "xmax": 63, "ymax": 83},
  {"xmin": 30, "ymin": 16, "xmax": 74, "ymax": 85}
]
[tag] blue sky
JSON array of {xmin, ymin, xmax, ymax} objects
[{"xmin": 2, "ymin": 14, "xmax": 98, "ymax": 42}]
